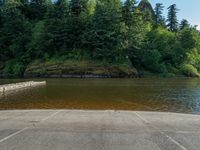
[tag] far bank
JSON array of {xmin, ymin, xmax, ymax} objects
[{"xmin": 0, "ymin": 59, "xmax": 198, "ymax": 78}]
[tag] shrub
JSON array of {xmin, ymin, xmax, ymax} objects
[
  {"xmin": 13, "ymin": 63, "xmax": 26, "ymax": 76},
  {"xmin": 143, "ymin": 49, "xmax": 167, "ymax": 73},
  {"xmin": 3, "ymin": 60, "xmax": 26, "ymax": 76},
  {"xmin": 181, "ymin": 64, "xmax": 200, "ymax": 77}
]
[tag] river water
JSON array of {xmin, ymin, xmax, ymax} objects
[{"xmin": 1, "ymin": 78, "xmax": 200, "ymax": 114}]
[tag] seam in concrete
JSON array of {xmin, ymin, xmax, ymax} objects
[
  {"xmin": 173, "ymin": 131, "xmax": 200, "ymax": 134},
  {"xmin": 0, "ymin": 127, "xmax": 29, "ymax": 143},
  {"xmin": 41, "ymin": 110, "xmax": 63, "ymax": 122},
  {"xmin": 0, "ymin": 110, "xmax": 62, "ymax": 143},
  {"xmin": 165, "ymin": 119, "xmax": 194, "ymax": 148},
  {"xmin": 134, "ymin": 112, "xmax": 188, "ymax": 150}
]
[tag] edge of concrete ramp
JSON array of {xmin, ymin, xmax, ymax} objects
[{"xmin": 0, "ymin": 110, "xmax": 200, "ymax": 150}]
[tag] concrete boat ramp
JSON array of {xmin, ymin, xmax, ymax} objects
[
  {"xmin": 0, "ymin": 81, "xmax": 46, "ymax": 94},
  {"xmin": 0, "ymin": 110, "xmax": 200, "ymax": 150}
]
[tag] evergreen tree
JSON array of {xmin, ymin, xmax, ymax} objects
[
  {"xmin": 82, "ymin": 0, "xmax": 125, "ymax": 61},
  {"xmin": 122, "ymin": 0, "xmax": 136, "ymax": 26},
  {"xmin": 179, "ymin": 28, "xmax": 198, "ymax": 50},
  {"xmin": 125, "ymin": 8, "xmax": 146, "ymax": 66},
  {"xmin": 180, "ymin": 19, "xmax": 190, "ymax": 30},
  {"xmin": 167, "ymin": 4, "xmax": 179, "ymax": 32},
  {"xmin": 29, "ymin": 0, "xmax": 52, "ymax": 20},
  {"xmin": 18, "ymin": 0, "xmax": 30, "ymax": 18},
  {"xmin": 0, "ymin": 0, "xmax": 200, "ymax": 77},
  {"xmin": 70, "ymin": 0, "xmax": 87, "ymax": 17},
  {"xmin": 27, "ymin": 21, "xmax": 46, "ymax": 59},
  {"xmin": 86, "ymin": 0, "xmax": 96, "ymax": 16},
  {"xmin": 0, "ymin": 0, "xmax": 31, "ymax": 62},
  {"xmin": 43, "ymin": 0, "xmax": 87, "ymax": 54},
  {"xmin": 54, "ymin": 0, "xmax": 69, "ymax": 18},
  {"xmin": 154, "ymin": 3, "xmax": 165, "ymax": 27}
]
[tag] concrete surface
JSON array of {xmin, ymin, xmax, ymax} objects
[
  {"xmin": 0, "ymin": 110, "xmax": 200, "ymax": 150},
  {"xmin": 0, "ymin": 81, "xmax": 46, "ymax": 93}
]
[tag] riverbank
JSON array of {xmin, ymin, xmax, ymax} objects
[
  {"xmin": 0, "ymin": 59, "xmax": 140, "ymax": 78},
  {"xmin": 0, "ymin": 110, "xmax": 200, "ymax": 150},
  {"xmin": 1, "ymin": 59, "xmax": 198, "ymax": 78}
]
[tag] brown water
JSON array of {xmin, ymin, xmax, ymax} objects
[{"xmin": 1, "ymin": 78, "xmax": 200, "ymax": 114}]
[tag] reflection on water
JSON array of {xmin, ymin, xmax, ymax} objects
[{"xmin": 1, "ymin": 78, "xmax": 200, "ymax": 114}]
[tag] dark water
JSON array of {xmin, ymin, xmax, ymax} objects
[{"xmin": 1, "ymin": 78, "xmax": 200, "ymax": 114}]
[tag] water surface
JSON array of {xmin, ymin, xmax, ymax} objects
[{"xmin": 1, "ymin": 78, "xmax": 200, "ymax": 114}]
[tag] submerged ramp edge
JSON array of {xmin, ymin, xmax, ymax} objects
[{"xmin": 0, "ymin": 81, "xmax": 46, "ymax": 93}]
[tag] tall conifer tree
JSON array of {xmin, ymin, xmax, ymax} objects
[
  {"xmin": 154, "ymin": 3, "xmax": 165, "ymax": 27},
  {"xmin": 167, "ymin": 4, "xmax": 178, "ymax": 32}
]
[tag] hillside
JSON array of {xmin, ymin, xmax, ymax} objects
[{"xmin": 0, "ymin": 0, "xmax": 200, "ymax": 78}]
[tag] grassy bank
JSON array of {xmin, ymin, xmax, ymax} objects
[{"xmin": 23, "ymin": 59, "xmax": 138, "ymax": 78}]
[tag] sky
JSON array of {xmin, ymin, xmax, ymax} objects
[{"xmin": 145, "ymin": 0, "xmax": 200, "ymax": 30}]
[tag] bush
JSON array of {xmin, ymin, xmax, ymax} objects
[
  {"xmin": 3, "ymin": 60, "xmax": 26, "ymax": 76},
  {"xmin": 181, "ymin": 64, "xmax": 200, "ymax": 77},
  {"xmin": 13, "ymin": 63, "xmax": 26, "ymax": 76},
  {"xmin": 143, "ymin": 49, "xmax": 167, "ymax": 73}
]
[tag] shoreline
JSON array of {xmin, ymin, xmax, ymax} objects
[
  {"xmin": 0, "ymin": 109, "xmax": 199, "ymax": 116},
  {"xmin": 0, "ymin": 73, "xmax": 140, "ymax": 78},
  {"xmin": 0, "ymin": 73, "xmax": 188, "ymax": 79}
]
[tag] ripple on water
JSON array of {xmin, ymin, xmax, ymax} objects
[{"xmin": 1, "ymin": 78, "xmax": 200, "ymax": 114}]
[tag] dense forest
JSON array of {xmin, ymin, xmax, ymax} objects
[{"xmin": 0, "ymin": 0, "xmax": 200, "ymax": 78}]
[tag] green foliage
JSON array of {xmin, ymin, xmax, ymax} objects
[
  {"xmin": 167, "ymin": 4, "xmax": 178, "ymax": 32},
  {"xmin": 0, "ymin": 0, "xmax": 31, "ymax": 61},
  {"xmin": 86, "ymin": 0, "xmax": 96, "ymax": 16},
  {"xmin": 0, "ymin": 0, "xmax": 200, "ymax": 78},
  {"xmin": 185, "ymin": 48, "xmax": 200, "ymax": 70},
  {"xmin": 29, "ymin": 0, "xmax": 52, "ymax": 20},
  {"xmin": 82, "ymin": 0, "xmax": 126, "ymax": 62},
  {"xmin": 54, "ymin": 0, "xmax": 69, "ymax": 18},
  {"xmin": 3, "ymin": 60, "xmax": 26, "ymax": 76},
  {"xmin": 70, "ymin": 0, "xmax": 87, "ymax": 17},
  {"xmin": 144, "ymin": 27, "xmax": 179, "ymax": 66},
  {"xmin": 143, "ymin": 49, "xmax": 167, "ymax": 73},
  {"xmin": 179, "ymin": 28, "xmax": 200, "ymax": 50},
  {"xmin": 61, "ymin": 49, "xmax": 83, "ymax": 60},
  {"xmin": 124, "ymin": 8, "xmax": 146, "ymax": 66},
  {"xmin": 180, "ymin": 19, "xmax": 190, "ymax": 30},
  {"xmin": 181, "ymin": 64, "xmax": 200, "ymax": 77},
  {"xmin": 122, "ymin": 0, "xmax": 136, "ymax": 26},
  {"xmin": 27, "ymin": 21, "xmax": 46, "ymax": 59},
  {"xmin": 154, "ymin": 3, "xmax": 165, "ymax": 27}
]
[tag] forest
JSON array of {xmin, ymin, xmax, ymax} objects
[{"xmin": 0, "ymin": 0, "xmax": 200, "ymax": 77}]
